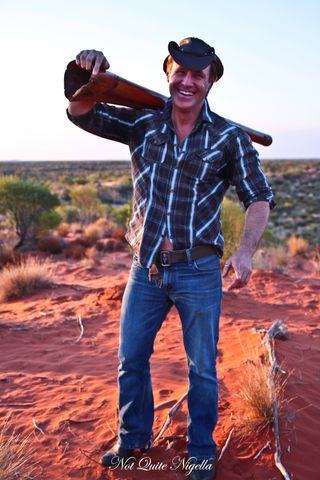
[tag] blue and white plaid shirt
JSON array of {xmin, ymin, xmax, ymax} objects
[{"xmin": 68, "ymin": 99, "xmax": 275, "ymax": 267}]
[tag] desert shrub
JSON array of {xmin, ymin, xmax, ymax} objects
[
  {"xmin": 0, "ymin": 244, "xmax": 23, "ymax": 269},
  {"xmin": 64, "ymin": 243, "xmax": 87, "ymax": 260},
  {"xmin": 94, "ymin": 217, "xmax": 119, "ymax": 237},
  {"xmin": 70, "ymin": 222, "xmax": 84, "ymax": 234},
  {"xmin": 85, "ymin": 245, "xmax": 103, "ymax": 267},
  {"xmin": 0, "ymin": 257, "xmax": 54, "ymax": 302},
  {"xmin": 221, "ymin": 198, "xmax": 245, "ymax": 261},
  {"xmin": 236, "ymin": 356, "xmax": 282, "ymax": 434},
  {"xmin": 84, "ymin": 223, "xmax": 104, "ymax": 242},
  {"xmin": 111, "ymin": 227, "xmax": 127, "ymax": 242},
  {"xmin": 56, "ymin": 205, "xmax": 80, "ymax": 224},
  {"xmin": 287, "ymin": 235, "xmax": 309, "ymax": 256},
  {"xmin": 98, "ymin": 238, "xmax": 127, "ymax": 253},
  {"xmin": 38, "ymin": 209, "xmax": 62, "ymax": 234},
  {"xmin": 0, "ymin": 418, "xmax": 36, "ymax": 480},
  {"xmin": 312, "ymin": 246, "xmax": 320, "ymax": 274},
  {"xmin": 111, "ymin": 203, "xmax": 132, "ymax": 229},
  {"xmin": 253, "ymin": 245, "xmax": 290, "ymax": 270},
  {"xmin": 56, "ymin": 222, "xmax": 69, "ymax": 237},
  {"xmin": 70, "ymin": 236, "xmax": 91, "ymax": 248},
  {"xmin": 38, "ymin": 235, "xmax": 63, "ymax": 254},
  {"xmin": 0, "ymin": 176, "xmax": 60, "ymax": 249},
  {"xmin": 117, "ymin": 174, "xmax": 133, "ymax": 196},
  {"xmin": 70, "ymin": 185, "xmax": 102, "ymax": 224}
]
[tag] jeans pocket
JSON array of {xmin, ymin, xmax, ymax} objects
[{"xmin": 193, "ymin": 253, "xmax": 220, "ymax": 272}]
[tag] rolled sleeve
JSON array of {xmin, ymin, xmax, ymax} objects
[
  {"xmin": 67, "ymin": 103, "xmax": 139, "ymax": 145},
  {"xmin": 228, "ymin": 130, "xmax": 275, "ymax": 210}
]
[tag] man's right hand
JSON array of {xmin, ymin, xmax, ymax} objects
[
  {"xmin": 75, "ymin": 50, "xmax": 110, "ymax": 75},
  {"xmin": 68, "ymin": 49, "xmax": 110, "ymax": 116}
]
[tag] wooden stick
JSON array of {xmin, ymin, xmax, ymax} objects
[
  {"xmin": 217, "ymin": 428, "xmax": 234, "ymax": 461},
  {"xmin": 33, "ymin": 418, "xmax": 45, "ymax": 435},
  {"xmin": 253, "ymin": 440, "xmax": 271, "ymax": 460},
  {"xmin": 262, "ymin": 321, "xmax": 291, "ymax": 480},
  {"xmin": 75, "ymin": 314, "xmax": 84, "ymax": 343},
  {"xmin": 152, "ymin": 392, "xmax": 187, "ymax": 445}
]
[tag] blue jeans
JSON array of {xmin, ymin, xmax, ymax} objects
[{"xmin": 117, "ymin": 252, "xmax": 222, "ymax": 461}]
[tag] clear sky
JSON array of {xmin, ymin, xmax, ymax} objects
[{"xmin": 1, "ymin": 0, "xmax": 319, "ymax": 160}]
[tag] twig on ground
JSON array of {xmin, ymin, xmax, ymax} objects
[
  {"xmin": 75, "ymin": 314, "xmax": 84, "ymax": 343},
  {"xmin": 32, "ymin": 418, "xmax": 45, "ymax": 435},
  {"xmin": 68, "ymin": 417, "xmax": 100, "ymax": 424},
  {"xmin": 154, "ymin": 399, "xmax": 176, "ymax": 410},
  {"xmin": 253, "ymin": 440, "xmax": 271, "ymax": 460},
  {"xmin": 217, "ymin": 428, "xmax": 234, "ymax": 461},
  {"xmin": 263, "ymin": 320, "xmax": 291, "ymax": 480},
  {"xmin": 79, "ymin": 448, "xmax": 102, "ymax": 466},
  {"xmin": 152, "ymin": 392, "xmax": 187, "ymax": 445}
]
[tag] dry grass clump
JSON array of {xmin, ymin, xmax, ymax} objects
[
  {"xmin": 0, "ymin": 243, "xmax": 23, "ymax": 269},
  {"xmin": 56, "ymin": 222, "xmax": 69, "ymax": 237},
  {"xmin": 38, "ymin": 235, "xmax": 63, "ymax": 254},
  {"xmin": 94, "ymin": 217, "xmax": 119, "ymax": 237},
  {"xmin": 0, "ymin": 257, "xmax": 54, "ymax": 302},
  {"xmin": 84, "ymin": 223, "xmax": 104, "ymax": 242},
  {"xmin": 235, "ymin": 356, "xmax": 282, "ymax": 435},
  {"xmin": 0, "ymin": 418, "xmax": 37, "ymax": 480},
  {"xmin": 312, "ymin": 246, "xmax": 320, "ymax": 275},
  {"xmin": 96, "ymin": 238, "xmax": 127, "ymax": 253},
  {"xmin": 287, "ymin": 235, "xmax": 308, "ymax": 256},
  {"xmin": 253, "ymin": 246, "xmax": 289, "ymax": 270}
]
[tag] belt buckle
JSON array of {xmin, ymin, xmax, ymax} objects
[{"xmin": 160, "ymin": 250, "xmax": 171, "ymax": 267}]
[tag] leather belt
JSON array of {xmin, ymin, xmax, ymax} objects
[{"xmin": 156, "ymin": 245, "xmax": 218, "ymax": 267}]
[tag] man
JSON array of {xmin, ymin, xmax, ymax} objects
[{"xmin": 67, "ymin": 37, "xmax": 275, "ymax": 480}]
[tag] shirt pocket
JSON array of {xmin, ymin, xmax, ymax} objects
[
  {"xmin": 141, "ymin": 132, "xmax": 169, "ymax": 164},
  {"xmin": 182, "ymin": 149, "xmax": 226, "ymax": 183}
]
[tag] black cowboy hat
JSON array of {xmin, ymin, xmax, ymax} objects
[{"xmin": 163, "ymin": 37, "xmax": 224, "ymax": 81}]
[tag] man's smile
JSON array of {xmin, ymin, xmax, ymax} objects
[{"xmin": 177, "ymin": 89, "xmax": 194, "ymax": 97}]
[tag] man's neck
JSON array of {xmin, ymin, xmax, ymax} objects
[{"xmin": 171, "ymin": 103, "xmax": 203, "ymax": 145}]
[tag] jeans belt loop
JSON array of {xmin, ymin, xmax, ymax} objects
[{"xmin": 186, "ymin": 248, "xmax": 193, "ymax": 265}]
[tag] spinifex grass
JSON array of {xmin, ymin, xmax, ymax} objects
[{"xmin": 0, "ymin": 257, "xmax": 54, "ymax": 302}]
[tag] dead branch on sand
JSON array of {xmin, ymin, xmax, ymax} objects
[
  {"xmin": 32, "ymin": 418, "xmax": 45, "ymax": 435},
  {"xmin": 217, "ymin": 427, "xmax": 234, "ymax": 461},
  {"xmin": 253, "ymin": 440, "xmax": 271, "ymax": 460},
  {"xmin": 152, "ymin": 392, "xmax": 187, "ymax": 446},
  {"xmin": 262, "ymin": 320, "xmax": 291, "ymax": 480},
  {"xmin": 75, "ymin": 314, "xmax": 84, "ymax": 343}
]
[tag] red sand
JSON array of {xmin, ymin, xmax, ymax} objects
[{"xmin": 0, "ymin": 251, "xmax": 319, "ymax": 479}]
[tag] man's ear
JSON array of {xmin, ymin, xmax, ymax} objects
[{"xmin": 206, "ymin": 81, "xmax": 214, "ymax": 96}]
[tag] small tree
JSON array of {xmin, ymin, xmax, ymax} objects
[
  {"xmin": 70, "ymin": 185, "xmax": 101, "ymax": 224},
  {"xmin": 0, "ymin": 176, "xmax": 60, "ymax": 249}
]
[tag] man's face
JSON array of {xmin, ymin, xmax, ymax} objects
[{"xmin": 168, "ymin": 60, "xmax": 212, "ymax": 113}]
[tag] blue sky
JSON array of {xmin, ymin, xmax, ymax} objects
[{"xmin": 1, "ymin": 0, "xmax": 319, "ymax": 160}]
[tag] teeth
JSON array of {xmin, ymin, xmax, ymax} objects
[{"xmin": 179, "ymin": 90, "xmax": 194, "ymax": 96}]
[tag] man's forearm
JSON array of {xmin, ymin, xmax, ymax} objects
[
  {"xmin": 238, "ymin": 201, "xmax": 270, "ymax": 256},
  {"xmin": 68, "ymin": 100, "xmax": 96, "ymax": 116}
]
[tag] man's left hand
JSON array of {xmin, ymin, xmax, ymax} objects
[{"xmin": 222, "ymin": 249, "xmax": 253, "ymax": 290}]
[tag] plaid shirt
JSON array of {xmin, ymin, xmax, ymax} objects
[{"xmin": 68, "ymin": 99, "xmax": 275, "ymax": 267}]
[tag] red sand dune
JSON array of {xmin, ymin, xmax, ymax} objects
[{"xmin": 0, "ymin": 251, "xmax": 319, "ymax": 479}]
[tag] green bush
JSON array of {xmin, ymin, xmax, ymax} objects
[
  {"xmin": 111, "ymin": 203, "xmax": 132, "ymax": 228},
  {"xmin": 56, "ymin": 205, "xmax": 80, "ymax": 223},
  {"xmin": 38, "ymin": 209, "xmax": 62, "ymax": 233},
  {"xmin": 70, "ymin": 185, "xmax": 102, "ymax": 224},
  {"xmin": 0, "ymin": 176, "xmax": 60, "ymax": 249},
  {"xmin": 221, "ymin": 198, "xmax": 245, "ymax": 260}
]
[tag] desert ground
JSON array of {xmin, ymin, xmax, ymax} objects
[
  {"xmin": 0, "ymin": 248, "xmax": 319, "ymax": 479},
  {"xmin": 0, "ymin": 159, "xmax": 319, "ymax": 479}
]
